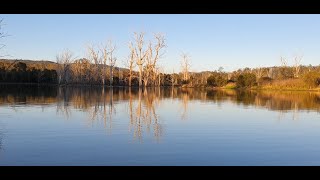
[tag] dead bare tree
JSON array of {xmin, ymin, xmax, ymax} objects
[
  {"xmin": 126, "ymin": 42, "xmax": 137, "ymax": 87},
  {"xmin": 130, "ymin": 32, "xmax": 166, "ymax": 87},
  {"xmin": 56, "ymin": 49, "xmax": 74, "ymax": 84},
  {"xmin": 0, "ymin": 19, "xmax": 4, "ymax": 39},
  {"xmin": 280, "ymin": 56, "xmax": 288, "ymax": 67},
  {"xmin": 106, "ymin": 40, "xmax": 116, "ymax": 86},
  {"xmin": 171, "ymin": 68, "xmax": 176, "ymax": 87},
  {"xmin": 148, "ymin": 33, "xmax": 166, "ymax": 86},
  {"xmin": 100, "ymin": 43, "xmax": 108, "ymax": 86},
  {"xmin": 87, "ymin": 44, "xmax": 101, "ymax": 84},
  {"xmin": 132, "ymin": 32, "xmax": 149, "ymax": 87},
  {"xmin": 280, "ymin": 56, "xmax": 289, "ymax": 79},
  {"xmin": 0, "ymin": 18, "xmax": 9, "ymax": 57},
  {"xmin": 181, "ymin": 52, "xmax": 191, "ymax": 81},
  {"xmin": 156, "ymin": 66, "xmax": 163, "ymax": 86},
  {"xmin": 254, "ymin": 67, "xmax": 264, "ymax": 80},
  {"xmin": 293, "ymin": 54, "xmax": 303, "ymax": 78},
  {"xmin": 268, "ymin": 67, "xmax": 274, "ymax": 79},
  {"xmin": 143, "ymin": 45, "xmax": 153, "ymax": 87}
]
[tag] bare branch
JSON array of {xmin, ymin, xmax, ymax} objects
[
  {"xmin": 181, "ymin": 52, "xmax": 191, "ymax": 81},
  {"xmin": 56, "ymin": 49, "xmax": 74, "ymax": 84},
  {"xmin": 280, "ymin": 56, "xmax": 287, "ymax": 67},
  {"xmin": 293, "ymin": 54, "xmax": 303, "ymax": 78},
  {"xmin": 0, "ymin": 18, "xmax": 10, "ymax": 57}
]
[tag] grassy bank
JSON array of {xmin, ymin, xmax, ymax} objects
[
  {"xmin": 204, "ymin": 79, "xmax": 320, "ymax": 91},
  {"xmin": 253, "ymin": 79, "xmax": 320, "ymax": 91},
  {"xmin": 251, "ymin": 86, "xmax": 320, "ymax": 91}
]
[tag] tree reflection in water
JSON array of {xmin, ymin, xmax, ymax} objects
[
  {"xmin": 128, "ymin": 88, "xmax": 163, "ymax": 142},
  {"xmin": 179, "ymin": 88, "xmax": 191, "ymax": 121},
  {"xmin": 1, "ymin": 84, "xmax": 320, "ymax": 142}
]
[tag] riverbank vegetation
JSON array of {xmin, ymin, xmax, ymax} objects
[
  {"xmin": 0, "ymin": 25, "xmax": 319, "ymax": 90},
  {"xmin": 1, "ymin": 55, "xmax": 319, "ymax": 91},
  {"xmin": 1, "ymin": 56, "xmax": 320, "ymax": 91}
]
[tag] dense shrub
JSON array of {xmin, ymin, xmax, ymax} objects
[
  {"xmin": 0, "ymin": 62, "xmax": 58, "ymax": 83},
  {"xmin": 206, "ymin": 74, "xmax": 227, "ymax": 87},
  {"xmin": 215, "ymin": 75, "xmax": 227, "ymax": 87},
  {"xmin": 302, "ymin": 71, "xmax": 320, "ymax": 88},
  {"xmin": 236, "ymin": 73, "xmax": 256, "ymax": 88},
  {"xmin": 207, "ymin": 75, "xmax": 216, "ymax": 86}
]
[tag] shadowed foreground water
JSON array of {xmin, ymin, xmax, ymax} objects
[{"xmin": 0, "ymin": 85, "xmax": 320, "ymax": 165}]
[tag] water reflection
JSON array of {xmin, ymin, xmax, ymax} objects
[
  {"xmin": 129, "ymin": 88, "xmax": 163, "ymax": 142},
  {"xmin": 1, "ymin": 85, "xmax": 320, "ymax": 137},
  {"xmin": 1, "ymin": 85, "xmax": 320, "ymax": 112},
  {"xmin": 2, "ymin": 85, "xmax": 320, "ymax": 165}
]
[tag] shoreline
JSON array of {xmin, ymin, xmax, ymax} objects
[
  {"xmin": 206, "ymin": 86, "xmax": 320, "ymax": 92},
  {"xmin": 1, "ymin": 83, "xmax": 319, "ymax": 92}
]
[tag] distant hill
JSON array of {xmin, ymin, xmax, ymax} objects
[
  {"xmin": 0, "ymin": 58, "xmax": 129, "ymax": 72},
  {"xmin": 0, "ymin": 59, "xmax": 58, "ymax": 70}
]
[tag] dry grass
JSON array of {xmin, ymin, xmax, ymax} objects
[
  {"xmin": 260, "ymin": 78, "xmax": 310, "ymax": 90},
  {"xmin": 223, "ymin": 82, "xmax": 236, "ymax": 89}
]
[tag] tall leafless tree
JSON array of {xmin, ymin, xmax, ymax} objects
[
  {"xmin": 0, "ymin": 18, "xmax": 9, "ymax": 58},
  {"xmin": 87, "ymin": 44, "xmax": 101, "ymax": 84},
  {"xmin": 293, "ymin": 54, "xmax": 303, "ymax": 78},
  {"xmin": 126, "ymin": 42, "xmax": 137, "ymax": 87},
  {"xmin": 132, "ymin": 32, "xmax": 149, "ymax": 87},
  {"xmin": 147, "ymin": 33, "xmax": 166, "ymax": 87},
  {"xmin": 143, "ymin": 45, "xmax": 153, "ymax": 87},
  {"xmin": 254, "ymin": 67, "xmax": 264, "ymax": 80},
  {"xmin": 56, "ymin": 49, "xmax": 74, "ymax": 84},
  {"xmin": 280, "ymin": 56, "xmax": 288, "ymax": 67},
  {"xmin": 181, "ymin": 52, "xmax": 191, "ymax": 81},
  {"xmin": 279, "ymin": 56, "xmax": 289, "ymax": 79},
  {"xmin": 107, "ymin": 41, "xmax": 116, "ymax": 87},
  {"xmin": 100, "ymin": 43, "xmax": 108, "ymax": 86},
  {"xmin": 130, "ymin": 32, "xmax": 166, "ymax": 87}
]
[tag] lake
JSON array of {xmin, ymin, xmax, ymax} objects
[{"xmin": 0, "ymin": 85, "xmax": 320, "ymax": 165}]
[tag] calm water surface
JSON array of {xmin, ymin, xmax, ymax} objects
[{"xmin": 0, "ymin": 85, "xmax": 320, "ymax": 165}]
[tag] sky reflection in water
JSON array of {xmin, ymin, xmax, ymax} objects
[{"xmin": 0, "ymin": 85, "xmax": 320, "ymax": 165}]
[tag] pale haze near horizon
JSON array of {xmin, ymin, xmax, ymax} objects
[{"xmin": 1, "ymin": 14, "xmax": 320, "ymax": 73}]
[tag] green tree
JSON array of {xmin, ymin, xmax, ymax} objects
[
  {"xmin": 236, "ymin": 73, "xmax": 256, "ymax": 88},
  {"xmin": 207, "ymin": 73, "xmax": 227, "ymax": 87}
]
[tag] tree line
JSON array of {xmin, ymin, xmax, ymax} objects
[
  {"xmin": 205, "ymin": 56, "xmax": 320, "ymax": 89},
  {"xmin": 0, "ymin": 60, "xmax": 57, "ymax": 83},
  {"xmin": 0, "ymin": 27, "xmax": 320, "ymax": 89},
  {"xmin": 55, "ymin": 32, "xmax": 167, "ymax": 87},
  {"xmin": 1, "ymin": 55, "xmax": 320, "ymax": 89}
]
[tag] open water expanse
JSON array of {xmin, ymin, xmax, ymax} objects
[{"xmin": 0, "ymin": 85, "xmax": 320, "ymax": 165}]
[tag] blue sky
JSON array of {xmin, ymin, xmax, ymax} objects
[{"xmin": 1, "ymin": 14, "xmax": 320, "ymax": 72}]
